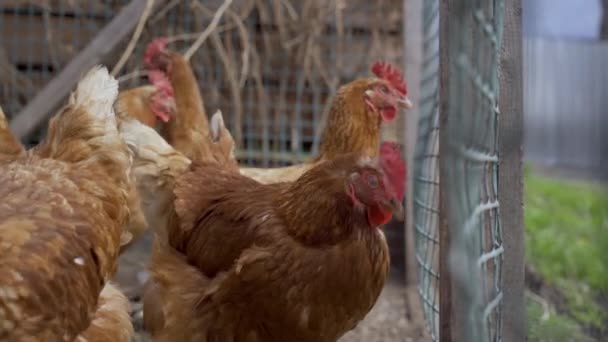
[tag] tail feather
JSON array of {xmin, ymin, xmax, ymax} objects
[
  {"xmin": 0, "ymin": 105, "xmax": 24, "ymax": 164},
  {"xmin": 36, "ymin": 65, "xmax": 122, "ymax": 164},
  {"xmin": 76, "ymin": 283, "xmax": 134, "ymax": 342},
  {"xmin": 69, "ymin": 65, "xmax": 119, "ymax": 130}
]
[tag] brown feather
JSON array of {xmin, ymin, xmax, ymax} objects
[{"xmin": 115, "ymin": 85, "xmax": 159, "ymax": 129}]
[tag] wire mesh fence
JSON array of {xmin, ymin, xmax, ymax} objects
[
  {"xmin": 414, "ymin": 0, "xmax": 506, "ymax": 341},
  {"xmin": 414, "ymin": 0, "xmax": 440, "ymax": 339},
  {"xmin": 0, "ymin": 0, "xmax": 405, "ymax": 162}
]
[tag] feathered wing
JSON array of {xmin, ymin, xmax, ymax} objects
[
  {"xmin": 169, "ymin": 163, "xmax": 270, "ymax": 275},
  {"xmin": 144, "ymin": 164, "xmax": 281, "ymax": 340},
  {"xmin": 0, "ymin": 104, "xmax": 25, "ymax": 164}
]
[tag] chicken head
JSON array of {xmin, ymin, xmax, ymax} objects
[
  {"xmin": 346, "ymin": 142, "xmax": 406, "ymax": 227},
  {"xmin": 364, "ymin": 61, "xmax": 413, "ymax": 122},
  {"xmin": 144, "ymin": 38, "xmax": 175, "ymax": 123}
]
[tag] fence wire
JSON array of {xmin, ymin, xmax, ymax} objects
[
  {"xmin": 414, "ymin": 0, "xmax": 505, "ymax": 341},
  {"xmin": 0, "ymin": 0, "xmax": 405, "ymax": 163},
  {"xmin": 414, "ymin": 0, "xmax": 440, "ymax": 340}
]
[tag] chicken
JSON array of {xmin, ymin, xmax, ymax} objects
[
  {"xmin": 143, "ymin": 142, "xmax": 406, "ymax": 342},
  {"xmin": 115, "ymin": 84, "xmax": 166, "ymax": 129},
  {"xmin": 117, "ymin": 109, "xmax": 235, "ymax": 239},
  {"xmin": 0, "ymin": 66, "xmax": 141, "ymax": 340},
  {"xmin": 143, "ymin": 38, "xmax": 218, "ymax": 162},
  {"xmin": 239, "ymin": 61, "xmax": 413, "ymax": 184}
]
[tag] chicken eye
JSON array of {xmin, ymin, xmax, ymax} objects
[
  {"xmin": 367, "ymin": 175, "xmax": 379, "ymax": 188},
  {"xmin": 379, "ymin": 85, "xmax": 389, "ymax": 94}
]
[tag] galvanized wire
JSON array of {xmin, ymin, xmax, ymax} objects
[
  {"xmin": 414, "ymin": 0, "xmax": 505, "ymax": 341},
  {"xmin": 414, "ymin": 0, "xmax": 440, "ymax": 339}
]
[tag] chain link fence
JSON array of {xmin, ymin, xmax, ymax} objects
[{"xmin": 414, "ymin": 0, "xmax": 506, "ymax": 340}]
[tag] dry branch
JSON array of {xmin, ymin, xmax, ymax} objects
[
  {"xmin": 111, "ymin": 0, "xmax": 155, "ymax": 76},
  {"xmin": 184, "ymin": 0, "xmax": 234, "ymax": 61}
]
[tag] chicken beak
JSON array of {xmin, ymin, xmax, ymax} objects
[
  {"xmin": 398, "ymin": 96, "xmax": 413, "ymax": 109},
  {"xmin": 387, "ymin": 197, "xmax": 405, "ymax": 221}
]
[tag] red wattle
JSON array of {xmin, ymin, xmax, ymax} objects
[{"xmin": 366, "ymin": 205, "xmax": 393, "ymax": 227}]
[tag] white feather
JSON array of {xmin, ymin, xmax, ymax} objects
[
  {"xmin": 210, "ymin": 109, "xmax": 225, "ymax": 141},
  {"xmin": 69, "ymin": 65, "xmax": 119, "ymax": 132}
]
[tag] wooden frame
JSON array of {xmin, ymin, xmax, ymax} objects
[{"xmin": 498, "ymin": 1, "xmax": 525, "ymax": 341}]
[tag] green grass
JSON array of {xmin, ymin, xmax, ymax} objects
[
  {"xmin": 526, "ymin": 299, "xmax": 591, "ymax": 342},
  {"xmin": 524, "ymin": 167, "xmax": 608, "ymax": 334}
]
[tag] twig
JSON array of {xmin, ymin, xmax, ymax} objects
[
  {"xmin": 184, "ymin": 0, "xmax": 234, "ymax": 61},
  {"xmin": 164, "ymin": 24, "xmax": 235, "ymax": 43},
  {"xmin": 249, "ymin": 48, "xmax": 269, "ymax": 165},
  {"xmin": 279, "ymin": 0, "xmax": 299, "ymax": 20},
  {"xmin": 209, "ymin": 31, "xmax": 243, "ymax": 148},
  {"xmin": 40, "ymin": 5, "xmax": 61, "ymax": 71},
  {"xmin": 117, "ymin": 70, "xmax": 149, "ymax": 84},
  {"xmin": 150, "ymin": 0, "xmax": 180, "ymax": 24},
  {"xmin": 225, "ymin": 10, "xmax": 251, "ymax": 88},
  {"xmin": 111, "ymin": 0, "xmax": 155, "ymax": 76}
]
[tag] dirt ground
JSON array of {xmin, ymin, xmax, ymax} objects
[{"xmin": 113, "ymin": 231, "xmax": 428, "ymax": 341}]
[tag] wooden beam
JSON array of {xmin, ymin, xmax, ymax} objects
[
  {"xmin": 10, "ymin": 0, "xmax": 151, "ymax": 140},
  {"xmin": 499, "ymin": 1, "xmax": 526, "ymax": 341}
]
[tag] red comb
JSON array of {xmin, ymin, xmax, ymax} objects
[
  {"xmin": 144, "ymin": 38, "xmax": 168, "ymax": 69},
  {"xmin": 371, "ymin": 61, "xmax": 408, "ymax": 96},
  {"xmin": 379, "ymin": 141, "xmax": 406, "ymax": 201}
]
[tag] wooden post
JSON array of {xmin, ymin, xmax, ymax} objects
[
  {"xmin": 10, "ymin": 0, "xmax": 153, "ymax": 140},
  {"xmin": 499, "ymin": 1, "xmax": 525, "ymax": 341}
]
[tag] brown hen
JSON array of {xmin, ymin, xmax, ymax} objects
[
  {"xmin": 239, "ymin": 61, "xmax": 412, "ymax": 184},
  {"xmin": 0, "ymin": 66, "xmax": 140, "ymax": 341},
  {"xmin": 143, "ymin": 143, "xmax": 406, "ymax": 342}
]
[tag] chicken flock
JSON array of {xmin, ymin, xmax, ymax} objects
[{"xmin": 0, "ymin": 37, "xmax": 412, "ymax": 342}]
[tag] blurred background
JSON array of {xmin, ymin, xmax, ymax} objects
[
  {"xmin": 522, "ymin": 1, "xmax": 607, "ymax": 341},
  {"xmin": 0, "ymin": 0, "xmax": 606, "ymax": 341}
]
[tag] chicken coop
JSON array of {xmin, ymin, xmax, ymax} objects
[{"xmin": 0, "ymin": 0, "xmax": 524, "ymax": 341}]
